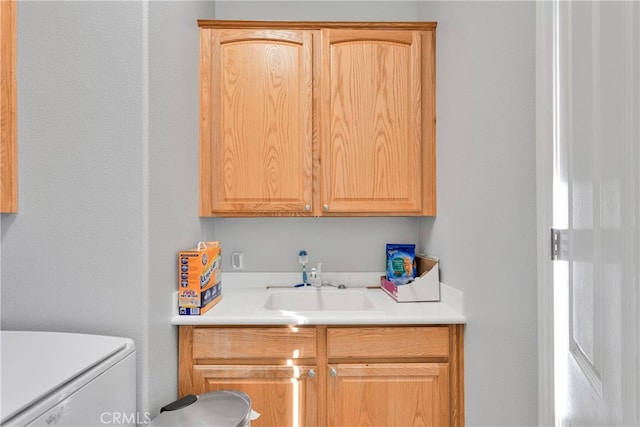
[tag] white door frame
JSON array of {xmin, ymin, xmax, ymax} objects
[{"xmin": 536, "ymin": 1, "xmax": 555, "ymax": 425}]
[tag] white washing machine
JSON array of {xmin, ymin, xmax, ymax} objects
[{"xmin": 1, "ymin": 331, "xmax": 136, "ymax": 426}]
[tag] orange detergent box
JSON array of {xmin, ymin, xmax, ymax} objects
[{"xmin": 178, "ymin": 241, "xmax": 222, "ymax": 315}]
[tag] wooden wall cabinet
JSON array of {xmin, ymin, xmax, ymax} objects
[
  {"xmin": 179, "ymin": 324, "xmax": 464, "ymax": 426},
  {"xmin": 198, "ymin": 21, "xmax": 436, "ymax": 217}
]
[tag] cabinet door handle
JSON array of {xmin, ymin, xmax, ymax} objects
[
  {"xmin": 304, "ymin": 204, "xmax": 311, "ymax": 211},
  {"xmin": 308, "ymin": 369, "xmax": 316, "ymax": 379},
  {"xmin": 323, "ymin": 204, "xmax": 330, "ymax": 211},
  {"xmin": 329, "ymin": 367, "xmax": 337, "ymax": 377}
]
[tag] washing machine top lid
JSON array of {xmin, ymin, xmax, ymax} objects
[
  {"xmin": 150, "ymin": 391, "xmax": 254, "ymax": 427},
  {"xmin": 0, "ymin": 331, "xmax": 135, "ymax": 424}
]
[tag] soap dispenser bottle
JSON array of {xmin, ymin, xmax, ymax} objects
[{"xmin": 310, "ymin": 263, "xmax": 322, "ymax": 287}]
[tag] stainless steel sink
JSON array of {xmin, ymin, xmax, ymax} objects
[{"xmin": 255, "ymin": 288, "xmax": 382, "ymax": 313}]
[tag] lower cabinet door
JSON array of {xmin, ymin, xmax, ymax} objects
[
  {"xmin": 327, "ymin": 363, "xmax": 450, "ymax": 427},
  {"xmin": 192, "ymin": 364, "xmax": 317, "ymax": 427}
]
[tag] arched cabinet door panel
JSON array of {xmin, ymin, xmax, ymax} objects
[{"xmin": 199, "ymin": 28, "xmax": 313, "ymax": 216}]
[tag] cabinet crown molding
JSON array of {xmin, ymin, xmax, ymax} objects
[{"xmin": 197, "ymin": 20, "xmax": 437, "ymax": 30}]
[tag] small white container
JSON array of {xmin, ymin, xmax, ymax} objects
[{"xmin": 381, "ymin": 255, "xmax": 440, "ymax": 302}]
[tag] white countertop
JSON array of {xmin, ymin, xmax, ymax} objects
[{"xmin": 171, "ymin": 272, "xmax": 466, "ymax": 326}]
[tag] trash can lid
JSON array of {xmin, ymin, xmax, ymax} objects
[{"xmin": 149, "ymin": 391, "xmax": 252, "ymax": 427}]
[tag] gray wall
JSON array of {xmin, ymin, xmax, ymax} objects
[
  {"xmin": 418, "ymin": 2, "xmax": 538, "ymax": 425},
  {"xmin": 0, "ymin": 1, "xmax": 537, "ymax": 425},
  {"xmin": 2, "ymin": 0, "xmax": 150, "ymax": 414},
  {"xmin": 1, "ymin": 0, "xmax": 213, "ymax": 417}
]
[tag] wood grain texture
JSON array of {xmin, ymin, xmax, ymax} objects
[
  {"xmin": 178, "ymin": 326, "xmax": 195, "ymax": 397},
  {"xmin": 199, "ymin": 21, "xmax": 437, "ymax": 217},
  {"xmin": 319, "ymin": 28, "xmax": 426, "ymax": 215},
  {"xmin": 450, "ymin": 324, "xmax": 465, "ymax": 427},
  {"xmin": 327, "ymin": 363, "xmax": 450, "ymax": 426},
  {"xmin": 192, "ymin": 326, "xmax": 317, "ymax": 359},
  {"xmin": 198, "ymin": 20, "xmax": 437, "ymax": 31},
  {"xmin": 193, "ymin": 364, "xmax": 318, "ymax": 426},
  {"xmin": 179, "ymin": 324, "xmax": 463, "ymax": 426},
  {"xmin": 1, "ymin": 0, "xmax": 16, "ymax": 213},
  {"xmin": 422, "ymin": 30, "xmax": 437, "ymax": 216},
  {"xmin": 327, "ymin": 326, "xmax": 449, "ymax": 359},
  {"xmin": 316, "ymin": 326, "xmax": 328, "ymax": 427},
  {"xmin": 200, "ymin": 28, "xmax": 313, "ymax": 216},
  {"xmin": 198, "ymin": 30, "xmax": 214, "ymax": 216}
]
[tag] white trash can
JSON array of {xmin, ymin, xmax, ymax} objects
[{"xmin": 149, "ymin": 391, "xmax": 259, "ymax": 427}]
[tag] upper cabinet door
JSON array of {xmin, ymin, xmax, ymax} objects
[
  {"xmin": 199, "ymin": 28, "xmax": 314, "ymax": 216},
  {"xmin": 319, "ymin": 29, "xmax": 435, "ymax": 216}
]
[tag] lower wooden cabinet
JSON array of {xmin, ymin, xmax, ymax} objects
[
  {"xmin": 178, "ymin": 325, "xmax": 464, "ymax": 427},
  {"xmin": 327, "ymin": 363, "xmax": 450, "ymax": 426},
  {"xmin": 192, "ymin": 364, "xmax": 318, "ymax": 426}
]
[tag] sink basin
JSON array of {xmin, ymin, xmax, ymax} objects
[{"xmin": 256, "ymin": 288, "xmax": 381, "ymax": 312}]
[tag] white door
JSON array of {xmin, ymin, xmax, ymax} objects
[{"xmin": 545, "ymin": 1, "xmax": 640, "ymax": 425}]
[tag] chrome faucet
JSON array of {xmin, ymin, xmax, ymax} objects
[
  {"xmin": 322, "ymin": 281, "xmax": 347, "ymax": 289},
  {"xmin": 309, "ymin": 263, "xmax": 346, "ymax": 289}
]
